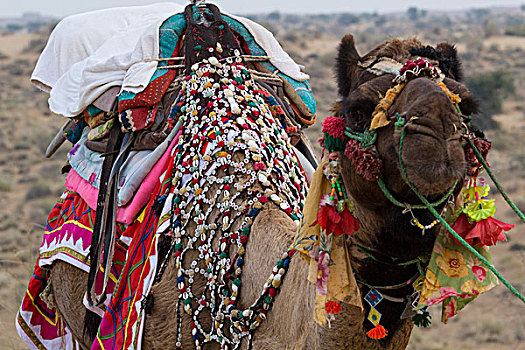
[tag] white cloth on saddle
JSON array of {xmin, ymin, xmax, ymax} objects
[
  {"xmin": 31, "ymin": 2, "xmax": 309, "ymax": 117},
  {"xmin": 32, "ymin": 3, "xmax": 183, "ymax": 117}
]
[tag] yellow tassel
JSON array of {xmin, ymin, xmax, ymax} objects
[
  {"xmin": 370, "ymin": 83, "xmax": 406, "ymax": 130},
  {"xmin": 438, "ymin": 82, "xmax": 462, "ymax": 104}
]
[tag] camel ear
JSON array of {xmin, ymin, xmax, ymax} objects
[
  {"xmin": 336, "ymin": 34, "xmax": 361, "ymax": 97},
  {"xmin": 436, "ymin": 42, "xmax": 463, "ymax": 82}
]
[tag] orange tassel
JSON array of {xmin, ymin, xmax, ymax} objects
[{"xmin": 366, "ymin": 324, "xmax": 388, "ymax": 339}]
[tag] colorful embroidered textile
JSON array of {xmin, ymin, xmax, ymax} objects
[
  {"xmin": 419, "ymin": 226, "xmax": 499, "ymax": 323},
  {"xmin": 39, "ymin": 191, "xmax": 95, "ymax": 270},
  {"xmin": 94, "ymin": 153, "xmax": 174, "ymax": 350},
  {"xmin": 117, "ymin": 8, "xmax": 316, "ymax": 132},
  {"xmin": 88, "ymin": 118, "xmax": 115, "ymax": 141},
  {"xmin": 293, "ymin": 159, "xmax": 362, "ymax": 326},
  {"xmin": 16, "ymin": 191, "xmax": 130, "ymax": 349},
  {"xmin": 85, "ymin": 109, "xmax": 113, "ymax": 129},
  {"xmin": 68, "ymin": 127, "xmax": 104, "ymax": 189},
  {"xmin": 16, "ymin": 261, "xmax": 79, "ymax": 350}
]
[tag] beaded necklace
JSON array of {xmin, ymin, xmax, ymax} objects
[{"xmin": 159, "ymin": 47, "xmax": 308, "ymax": 349}]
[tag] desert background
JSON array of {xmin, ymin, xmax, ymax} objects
[{"xmin": 0, "ymin": 4, "xmax": 524, "ymax": 350}]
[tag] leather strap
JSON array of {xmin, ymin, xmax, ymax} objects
[{"xmin": 86, "ymin": 121, "xmax": 124, "ymax": 306}]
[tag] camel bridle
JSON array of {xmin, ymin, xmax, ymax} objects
[
  {"xmin": 338, "ymin": 57, "xmax": 525, "ymax": 304},
  {"xmin": 342, "ymin": 58, "xmax": 462, "ymax": 215}
]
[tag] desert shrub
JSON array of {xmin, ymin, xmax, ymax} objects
[
  {"xmin": 504, "ymin": 24, "xmax": 525, "ymax": 36},
  {"xmin": 468, "ymin": 8, "xmax": 490, "ymax": 24},
  {"xmin": 25, "ymin": 182, "xmax": 52, "ymax": 200},
  {"xmin": 0, "ymin": 178, "xmax": 11, "ymax": 192},
  {"xmin": 6, "ymin": 24, "xmax": 22, "ymax": 33},
  {"xmin": 338, "ymin": 13, "xmax": 360, "ymax": 26},
  {"xmin": 490, "ymin": 134, "xmax": 510, "ymax": 150},
  {"xmin": 26, "ymin": 21, "xmax": 47, "ymax": 33},
  {"xmin": 281, "ymin": 30, "xmax": 299, "ymax": 42},
  {"xmin": 24, "ymin": 37, "xmax": 47, "ymax": 53},
  {"xmin": 267, "ymin": 11, "xmax": 280, "ymax": 21},
  {"xmin": 481, "ymin": 319, "xmax": 504, "ymax": 336},
  {"xmin": 466, "ymin": 70, "xmax": 515, "ymax": 130},
  {"xmin": 1, "ymin": 59, "xmax": 30, "ymax": 76},
  {"xmin": 407, "ymin": 7, "xmax": 419, "ymax": 21}
]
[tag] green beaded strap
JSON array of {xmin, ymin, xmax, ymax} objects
[{"xmin": 377, "ymin": 177, "xmax": 457, "ymax": 210}]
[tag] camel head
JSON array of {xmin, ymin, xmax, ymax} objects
[
  {"xmin": 335, "ymin": 35, "xmax": 480, "ymax": 212},
  {"xmin": 328, "ymin": 35, "xmax": 489, "ymax": 345}
]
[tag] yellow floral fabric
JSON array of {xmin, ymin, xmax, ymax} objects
[
  {"xmin": 435, "ymin": 248, "xmax": 469, "ymax": 278},
  {"xmin": 419, "ymin": 227, "xmax": 498, "ymax": 323}
]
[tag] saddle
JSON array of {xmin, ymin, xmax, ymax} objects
[{"xmin": 77, "ymin": 1, "xmax": 317, "ymax": 313}]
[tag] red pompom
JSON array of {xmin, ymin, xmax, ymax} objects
[
  {"xmin": 322, "ymin": 116, "xmax": 346, "ymax": 139},
  {"xmin": 311, "ymin": 199, "xmax": 359, "ymax": 237},
  {"xmin": 344, "ymin": 140, "xmax": 383, "ymax": 181},
  {"xmin": 325, "ymin": 300, "xmax": 342, "ymax": 314}
]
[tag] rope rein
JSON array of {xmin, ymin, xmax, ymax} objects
[
  {"xmin": 398, "ymin": 128, "xmax": 525, "ymax": 303},
  {"xmin": 376, "ymin": 177, "xmax": 456, "ymax": 210}
]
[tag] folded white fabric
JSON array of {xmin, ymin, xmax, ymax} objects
[
  {"xmin": 32, "ymin": 2, "xmax": 309, "ymax": 118},
  {"xmin": 32, "ymin": 3, "xmax": 183, "ymax": 117}
]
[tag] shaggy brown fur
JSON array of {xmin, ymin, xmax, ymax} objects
[
  {"xmin": 50, "ymin": 261, "xmax": 95, "ymax": 349},
  {"xmin": 48, "ymin": 34, "xmax": 479, "ymax": 349}
]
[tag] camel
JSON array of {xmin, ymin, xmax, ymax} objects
[{"xmin": 33, "ymin": 33, "xmax": 485, "ymax": 350}]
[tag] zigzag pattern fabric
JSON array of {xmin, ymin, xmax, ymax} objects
[{"xmin": 16, "ymin": 191, "xmax": 130, "ymax": 349}]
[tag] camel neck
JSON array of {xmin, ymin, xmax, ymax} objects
[
  {"xmin": 349, "ymin": 204, "xmax": 440, "ymax": 294},
  {"xmin": 355, "ymin": 204, "xmax": 439, "ymax": 260}
]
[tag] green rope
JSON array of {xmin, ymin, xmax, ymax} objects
[
  {"xmin": 344, "ymin": 128, "xmax": 364, "ymax": 142},
  {"xmin": 467, "ymin": 137, "xmax": 525, "ymax": 224},
  {"xmin": 398, "ymin": 129, "xmax": 525, "ymax": 303},
  {"xmin": 394, "ymin": 112, "xmax": 406, "ymax": 130},
  {"xmin": 377, "ymin": 177, "xmax": 456, "ymax": 210},
  {"xmin": 344, "ymin": 127, "xmax": 377, "ymax": 148}
]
